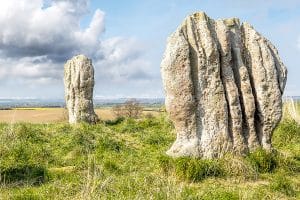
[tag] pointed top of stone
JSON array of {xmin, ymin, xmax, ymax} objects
[
  {"xmin": 190, "ymin": 11, "xmax": 209, "ymax": 21},
  {"xmin": 223, "ymin": 18, "xmax": 240, "ymax": 27},
  {"xmin": 67, "ymin": 54, "xmax": 90, "ymax": 62},
  {"xmin": 74, "ymin": 54, "xmax": 88, "ymax": 59}
]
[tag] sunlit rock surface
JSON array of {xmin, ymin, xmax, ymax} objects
[
  {"xmin": 161, "ymin": 12, "xmax": 287, "ymax": 158},
  {"xmin": 64, "ymin": 55, "xmax": 98, "ymax": 124}
]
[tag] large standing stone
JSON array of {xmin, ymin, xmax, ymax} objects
[
  {"xmin": 64, "ymin": 55, "xmax": 99, "ymax": 124},
  {"xmin": 161, "ymin": 12, "xmax": 287, "ymax": 158}
]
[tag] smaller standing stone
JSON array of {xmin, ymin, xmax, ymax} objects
[{"xmin": 64, "ymin": 55, "xmax": 99, "ymax": 124}]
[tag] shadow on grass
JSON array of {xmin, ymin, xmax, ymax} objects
[{"xmin": 0, "ymin": 165, "xmax": 48, "ymax": 186}]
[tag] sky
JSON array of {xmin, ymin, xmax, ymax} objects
[{"xmin": 0, "ymin": 0, "xmax": 299, "ymax": 99}]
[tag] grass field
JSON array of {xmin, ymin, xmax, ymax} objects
[
  {"xmin": 0, "ymin": 105, "xmax": 299, "ymax": 199},
  {"xmin": 0, "ymin": 108, "xmax": 160, "ymax": 123}
]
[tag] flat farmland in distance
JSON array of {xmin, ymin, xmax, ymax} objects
[
  {"xmin": 0, "ymin": 108, "xmax": 66, "ymax": 123},
  {"xmin": 0, "ymin": 107, "xmax": 161, "ymax": 123}
]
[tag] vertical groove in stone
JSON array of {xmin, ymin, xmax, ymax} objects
[
  {"xmin": 241, "ymin": 25, "xmax": 265, "ymax": 147},
  {"xmin": 208, "ymin": 19, "xmax": 232, "ymax": 157},
  {"xmin": 257, "ymin": 41, "xmax": 274, "ymax": 149},
  {"xmin": 214, "ymin": 19, "xmax": 246, "ymax": 154},
  {"xmin": 241, "ymin": 23, "xmax": 286, "ymax": 150},
  {"xmin": 185, "ymin": 17, "xmax": 202, "ymax": 143},
  {"xmin": 228, "ymin": 21, "xmax": 259, "ymax": 151},
  {"xmin": 193, "ymin": 13, "xmax": 229, "ymax": 158}
]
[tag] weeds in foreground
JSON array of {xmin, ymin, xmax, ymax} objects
[
  {"xmin": 158, "ymin": 148, "xmax": 299, "ymax": 183},
  {"xmin": 246, "ymin": 148, "xmax": 278, "ymax": 173},
  {"xmin": 270, "ymin": 173, "xmax": 296, "ymax": 197},
  {"xmin": 0, "ymin": 117, "xmax": 299, "ymax": 199},
  {"xmin": 159, "ymin": 156, "xmax": 224, "ymax": 181}
]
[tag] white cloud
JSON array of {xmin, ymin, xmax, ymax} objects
[
  {"xmin": 0, "ymin": 0, "xmax": 153, "ymax": 97},
  {"xmin": 0, "ymin": 0, "xmax": 104, "ymax": 60},
  {"xmin": 0, "ymin": 56, "xmax": 61, "ymax": 85},
  {"xmin": 95, "ymin": 37, "xmax": 152, "ymax": 82}
]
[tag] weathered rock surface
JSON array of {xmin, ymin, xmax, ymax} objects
[
  {"xmin": 64, "ymin": 55, "xmax": 99, "ymax": 124},
  {"xmin": 161, "ymin": 12, "xmax": 287, "ymax": 158}
]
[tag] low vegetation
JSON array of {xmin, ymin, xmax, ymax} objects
[
  {"xmin": 112, "ymin": 99, "xmax": 143, "ymax": 119},
  {"xmin": 0, "ymin": 111, "xmax": 299, "ymax": 199}
]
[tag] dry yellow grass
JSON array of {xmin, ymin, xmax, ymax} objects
[
  {"xmin": 0, "ymin": 107, "xmax": 161, "ymax": 123},
  {"xmin": 95, "ymin": 108, "xmax": 116, "ymax": 121},
  {"xmin": 0, "ymin": 108, "xmax": 65, "ymax": 123},
  {"xmin": 283, "ymin": 100, "xmax": 300, "ymax": 124}
]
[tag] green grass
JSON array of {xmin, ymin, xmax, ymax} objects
[
  {"xmin": 270, "ymin": 172, "xmax": 296, "ymax": 197},
  {"xmin": 246, "ymin": 148, "xmax": 278, "ymax": 173},
  {"xmin": 159, "ymin": 156, "xmax": 224, "ymax": 181},
  {"xmin": 0, "ymin": 114, "xmax": 299, "ymax": 199}
]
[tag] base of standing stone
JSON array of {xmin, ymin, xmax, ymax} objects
[
  {"xmin": 68, "ymin": 113, "xmax": 99, "ymax": 124},
  {"xmin": 166, "ymin": 137, "xmax": 202, "ymax": 157}
]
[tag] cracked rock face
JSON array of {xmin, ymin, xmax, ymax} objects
[
  {"xmin": 64, "ymin": 55, "xmax": 99, "ymax": 124},
  {"xmin": 161, "ymin": 12, "xmax": 287, "ymax": 158}
]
